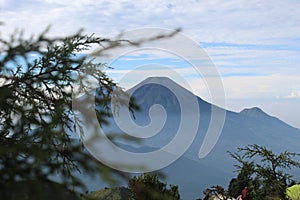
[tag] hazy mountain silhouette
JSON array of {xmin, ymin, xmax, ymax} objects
[{"xmin": 88, "ymin": 76, "xmax": 300, "ymax": 199}]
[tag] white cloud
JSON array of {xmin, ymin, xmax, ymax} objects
[
  {"xmin": 1, "ymin": 0, "xmax": 300, "ymax": 44},
  {"xmin": 284, "ymin": 91, "xmax": 300, "ymax": 99}
]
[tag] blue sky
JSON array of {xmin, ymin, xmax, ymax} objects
[{"xmin": 1, "ymin": 0, "xmax": 300, "ymax": 128}]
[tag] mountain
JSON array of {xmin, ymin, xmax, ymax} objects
[
  {"xmin": 127, "ymin": 76, "xmax": 212, "ymax": 114},
  {"xmin": 86, "ymin": 77, "xmax": 300, "ymax": 200}
]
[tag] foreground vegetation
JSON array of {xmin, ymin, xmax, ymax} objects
[
  {"xmin": 228, "ymin": 144, "xmax": 300, "ymax": 200},
  {"xmin": 82, "ymin": 173, "xmax": 180, "ymax": 200}
]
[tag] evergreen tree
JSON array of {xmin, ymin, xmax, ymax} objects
[
  {"xmin": 229, "ymin": 144, "xmax": 300, "ymax": 200},
  {"xmin": 0, "ymin": 27, "xmax": 132, "ymax": 199}
]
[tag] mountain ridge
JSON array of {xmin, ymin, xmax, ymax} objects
[
  {"xmin": 128, "ymin": 77, "xmax": 297, "ymax": 130},
  {"xmin": 89, "ymin": 76, "xmax": 300, "ymax": 200}
]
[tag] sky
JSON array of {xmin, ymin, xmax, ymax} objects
[{"xmin": 0, "ymin": 0, "xmax": 300, "ymax": 128}]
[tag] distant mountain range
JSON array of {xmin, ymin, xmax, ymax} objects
[{"xmin": 83, "ymin": 76, "xmax": 300, "ymax": 200}]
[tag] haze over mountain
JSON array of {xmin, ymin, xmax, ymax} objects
[{"xmin": 89, "ymin": 76, "xmax": 300, "ymax": 199}]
